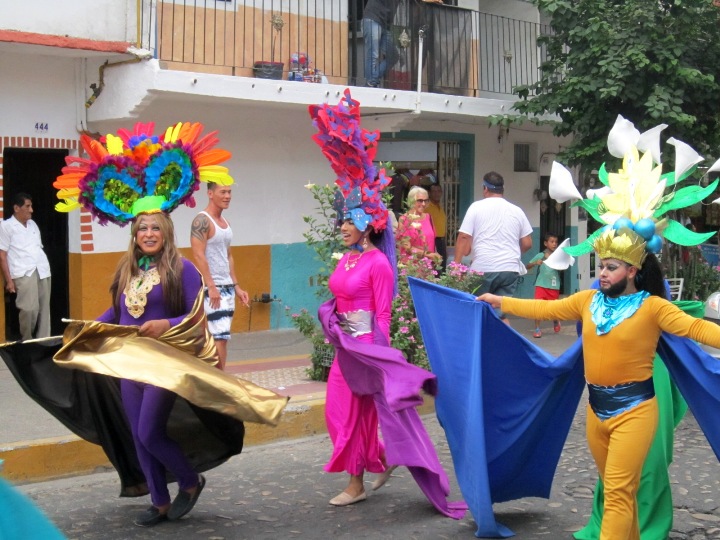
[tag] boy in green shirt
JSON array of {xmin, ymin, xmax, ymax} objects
[{"xmin": 526, "ymin": 232, "xmax": 561, "ymax": 338}]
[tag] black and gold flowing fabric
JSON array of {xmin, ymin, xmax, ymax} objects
[
  {"xmin": 55, "ymin": 286, "xmax": 288, "ymax": 425},
  {"xmin": 0, "ymin": 288, "xmax": 288, "ymax": 497}
]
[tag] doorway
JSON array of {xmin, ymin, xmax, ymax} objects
[
  {"xmin": 3, "ymin": 148, "xmax": 69, "ymax": 339},
  {"xmin": 538, "ymin": 174, "xmax": 568, "ymax": 291}
]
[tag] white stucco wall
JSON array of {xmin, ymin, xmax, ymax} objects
[
  {"xmin": 0, "ymin": 48, "xmax": 568, "ymax": 260},
  {"xmin": 0, "ymin": 53, "xmax": 81, "ymax": 138},
  {"xmin": 2, "ymin": 0, "xmax": 134, "ymax": 42},
  {"xmin": 87, "ymin": 101, "xmax": 337, "ymax": 253},
  {"xmin": 85, "ymin": 105, "xmax": 565, "ymax": 254}
]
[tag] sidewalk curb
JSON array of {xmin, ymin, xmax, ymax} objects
[{"xmin": 1, "ymin": 396, "xmax": 436, "ymax": 484}]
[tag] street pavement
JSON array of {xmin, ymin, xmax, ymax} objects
[{"xmin": 7, "ymin": 320, "xmax": 720, "ymax": 538}]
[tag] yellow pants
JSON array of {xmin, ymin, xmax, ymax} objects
[{"xmin": 586, "ymin": 397, "xmax": 658, "ymax": 540}]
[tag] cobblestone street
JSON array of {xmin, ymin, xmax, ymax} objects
[{"xmin": 18, "ymin": 407, "xmax": 720, "ymax": 540}]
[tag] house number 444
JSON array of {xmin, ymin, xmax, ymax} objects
[{"xmin": 35, "ymin": 123, "xmax": 49, "ymax": 132}]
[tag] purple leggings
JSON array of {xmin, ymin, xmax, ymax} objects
[{"xmin": 121, "ymin": 380, "xmax": 198, "ymax": 507}]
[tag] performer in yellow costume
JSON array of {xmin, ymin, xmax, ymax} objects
[{"xmin": 479, "ymin": 116, "xmax": 720, "ymax": 540}]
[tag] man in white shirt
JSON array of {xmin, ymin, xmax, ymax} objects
[
  {"xmin": 0, "ymin": 193, "xmax": 52, "ymax": 340},
  {"xmin": 190, "ymin": 183, "xmax": 249, "ymax": 370},
  {"xmin": 454, "ymin": 172, "xmax": 533, "ymax": 321}
]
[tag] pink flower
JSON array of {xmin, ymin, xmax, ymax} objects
[{"xmin": 400, "ymin": 326, "xmax": 409, "ymax": 334}]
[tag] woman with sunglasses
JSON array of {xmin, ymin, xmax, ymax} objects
[{"xmin": 396, "ymin": 186, "xmax": 438, "ymax": 264}]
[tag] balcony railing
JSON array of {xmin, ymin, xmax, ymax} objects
[{"xmin": 137, "ymin": 0, "xmax": 551, "ymax": 97}]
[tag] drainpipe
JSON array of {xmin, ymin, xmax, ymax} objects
[
  {"xmin": 136, "ymin": 0, "xmax": 142, "ymax": 48},
  {"xmin": 85, "ymin": 57, "xmax": 144, "ymax": 108},
  {"xmin": 415, "ymin": 26, "xmax": 428, "ymax": 114},
  {"xmin": 84, "ymin": 0, "xmax": 150, "ymax": 109},
  {"xmin": 75, "ymin": 58, "xmax": 90, "ymax": 134}
]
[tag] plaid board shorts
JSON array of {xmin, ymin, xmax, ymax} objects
[{"xmin": 205, "ymin": 284, "xmax": 236, "ymax": 340}]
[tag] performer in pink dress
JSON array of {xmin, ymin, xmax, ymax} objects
[
  {"xmin": 324, "ymin": 221, "xmax": 394, "ymax": 505},
  {"xmin": 310, "ymin": 89, "xmax": 466, "ymax": 519}
]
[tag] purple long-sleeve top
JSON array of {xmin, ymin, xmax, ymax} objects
[{"xmin": 97, "ymin": 258, "xmax": 201, "ymax": 327}]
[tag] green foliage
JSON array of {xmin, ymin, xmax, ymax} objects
[
  {"xmin": 285, "ymin": 307, "xmax": 335, "ymax": 381},
  {"xmin": 512, "ymin": 0, "xmax": 720, "ymax": 173},
  {"xmin": 301, "ymin": 184, "xmax": 344, "ymax": 299},
  {"xmin": 670, "ymin": 246, "xmax": 720, "ymax": 302}
]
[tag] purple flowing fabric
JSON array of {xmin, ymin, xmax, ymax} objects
[{"xmin": 319, "ymin": 299, "xmax": 467, "ymax": 519}]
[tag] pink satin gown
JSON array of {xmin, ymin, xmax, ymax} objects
[{"xmin": 324, "ymin": 249, "xmax": 394, "ymax": 475}]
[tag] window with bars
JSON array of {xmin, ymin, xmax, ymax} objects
[{"xmin": 514, "ymin": 143, "xmax": 537, "ymax": 172}]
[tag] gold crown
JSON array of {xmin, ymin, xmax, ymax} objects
[{"xmin": 593, "ymin": 229, "xmax": 647, "ymax": 269}]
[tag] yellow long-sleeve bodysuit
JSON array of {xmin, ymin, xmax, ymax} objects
[{"xmin": 502, "ymin": 290, "xmax": 720, "ymax": 540}]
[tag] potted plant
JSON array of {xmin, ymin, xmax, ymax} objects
[{"xmin": 254, "ymin": 14, "xmax": 285, "ymax": 80}]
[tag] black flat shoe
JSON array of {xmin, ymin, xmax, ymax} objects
[
  {"xmin": 134, "ymin": 506, "xmax": 168, "ymax": 527},
  {"xmin": 168, "ymin": 474, "xmax": 205, "ymax": 521}
]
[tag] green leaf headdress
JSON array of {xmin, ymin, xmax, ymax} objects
[{"xmin": 546, "ymin": 115, "xmax": 720, "ymax": 270}]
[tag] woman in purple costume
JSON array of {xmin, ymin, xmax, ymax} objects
[
  {"xmin": 325, "ymin": 218, "xmax": 396, "ymax": 506},
  {"xmin": 97, "ymin": 212, "xmax": 205, "ymax": 527}
]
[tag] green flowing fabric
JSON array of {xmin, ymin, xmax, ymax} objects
[{"xmin": 574, "ymin": 300, "xmax": 703, "ymax": 540}]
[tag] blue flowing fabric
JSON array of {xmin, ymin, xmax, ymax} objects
[
  {"xmin": 0, "ymin": 477, "xmax": 65, "ymax": 539},
  {"xmin": 657, "ymin": 334, "xmax": 720, "ymax": 461},
  {"xmin": 408, "ymin": 278, "xmax": 585, "ymax": 537},
  {"xmin": 318, "ymin": 299, "xmax": 468, "ymax": 519}
]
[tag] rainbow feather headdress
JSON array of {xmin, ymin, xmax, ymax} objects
[
  {"xmin": 309, "ymin": 89, "xmax": 391, "ymax": 232},
  {"xmin": 545, "ymin": 116, "xmax": 720, "ymax": 269},
  {"xmin": 54, "ymin": 122, "xmax": 233, "ymax": 226}
]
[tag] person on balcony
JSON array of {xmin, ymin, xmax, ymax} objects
[{"xmin": 363, "ymin": 0, "xmax": 401, "ymax": 87}]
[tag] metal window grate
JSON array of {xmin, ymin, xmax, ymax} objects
[
  {"xmin": 438, "ymin": 141, "xmax": 461, "ymax": 247},
  {"xmin": 514, "ymin": 143, "xmax": 531, "ymax": 172}
]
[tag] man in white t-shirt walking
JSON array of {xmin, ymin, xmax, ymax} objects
[
  {"xmin": 191, "ymin": 183, "xmax": 249, "ymax": 370},
  {"xmin": 0, "ymin": 193, "xmax": 52, "ymax": 340},
  {"xmin": 454, "ymin": 171, "xmax": 533, "ymax": 321}
]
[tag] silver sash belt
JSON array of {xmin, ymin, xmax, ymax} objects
[{"xmin": 337, "ymin": 309, "xmax": 374, "ymax": 337}]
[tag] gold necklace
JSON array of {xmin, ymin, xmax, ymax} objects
[{"xmin": 345, "ymin": 251, "xmax": 364, "ymax": 271}]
